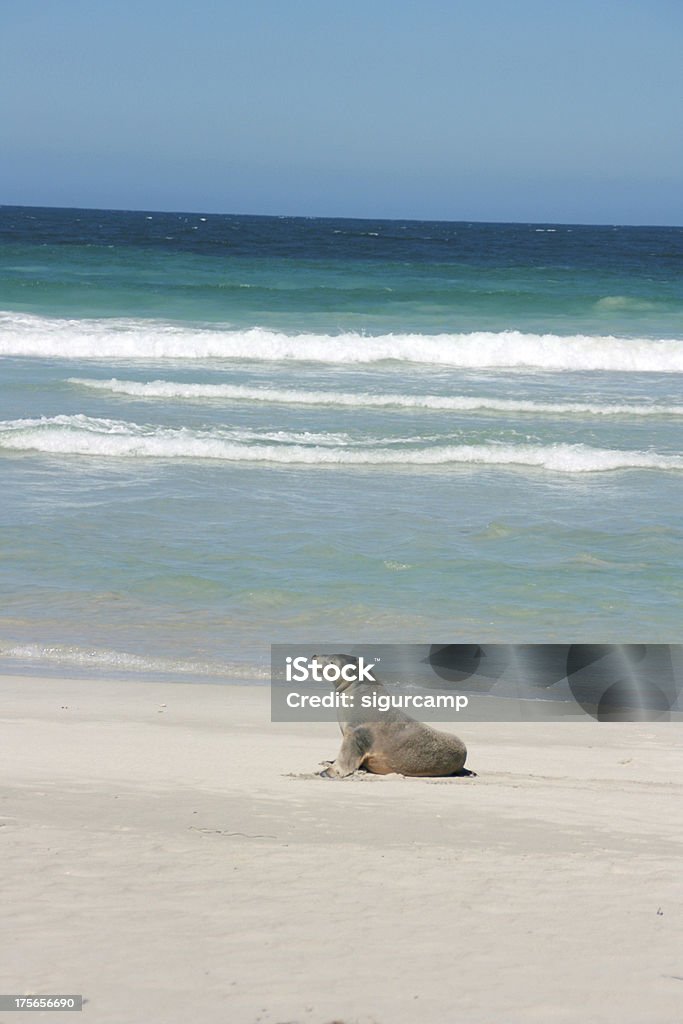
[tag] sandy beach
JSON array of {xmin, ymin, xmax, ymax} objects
[{"xmin": 1, "ymin": 675, "xmax": 681, "ymax": 1023}]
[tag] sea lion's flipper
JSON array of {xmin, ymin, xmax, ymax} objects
[{"xmin": 319, "ymin": 726, "xmax": 373, "ymax": 778}]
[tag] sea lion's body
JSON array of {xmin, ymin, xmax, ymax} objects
[{"xmin": 315, "ymin": 655, "xmax": 467, "ymax": 778}]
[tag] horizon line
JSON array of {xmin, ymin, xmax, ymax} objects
[{"xmin": 1, "ymin": 201, "xmax": 681, "ymax": 231}]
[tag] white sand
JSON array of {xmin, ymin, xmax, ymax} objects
[{"xmin": 1, "ymin": 674, "xmax": 682, "ymax": 1024}]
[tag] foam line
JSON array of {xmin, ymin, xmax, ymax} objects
[{"xmin": 69, "ymin": 377, "xmax": 683, "ymax": 417}]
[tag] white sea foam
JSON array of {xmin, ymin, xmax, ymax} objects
[
  {"xmin": 0, "ymin": 642, "xmax": 269, "ymax": 680},
  {"xmin": 1, "ymin": 415, "xmax": 680, "ymax": 473},
  {"xmin": 3, "ymin": 311, "xmax": 683, "ymax": 371},
  {"xmin": 69, "ymin": 377, "xmax": 683, "ymax": 418},
  {"xmin": 0, "ymin": 414, "xmax": 358, "ymax": 448}
]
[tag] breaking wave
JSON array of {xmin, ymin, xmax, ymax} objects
[
  {"xmin": 1, "ymin": 414, "xmax": 681, "ymax": 473},
  {"xmin": 3, "ymin": 312, "xmax": 683, "ymax": 371}
]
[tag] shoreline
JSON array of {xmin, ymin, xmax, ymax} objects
[{"xmin": 1, "ymin": 673, "xmax": 682, "ymax": 1023}]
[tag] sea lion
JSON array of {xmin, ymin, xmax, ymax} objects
[{"xmin": 314, "ymin": 654, "xmax": 468, "ymax": 778}]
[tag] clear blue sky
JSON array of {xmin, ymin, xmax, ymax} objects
[{"xmin": 2, "ymin": 0, "xmax": 681, "ymax": 224}]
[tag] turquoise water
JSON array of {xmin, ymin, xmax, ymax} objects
[{"xmin": 1, "ymin": 207, "xmax": 682, "ymax": 680}]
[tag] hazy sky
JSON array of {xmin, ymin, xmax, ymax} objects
[{"xmin": 2, "ymin": 0, "xmax": 681, "ymax": 223}]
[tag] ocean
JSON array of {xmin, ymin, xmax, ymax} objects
[{"xmin": 1, "ymin": 206, "xmax": 682, "ymax": 683}]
